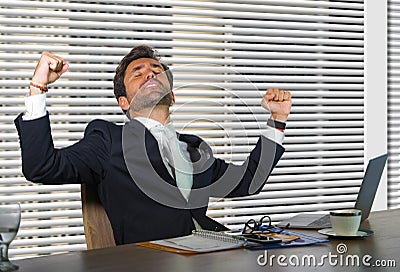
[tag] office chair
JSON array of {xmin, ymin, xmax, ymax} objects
[{"xmin": 81, "ymin": 183, "xmax": 116, "ymax": 249}]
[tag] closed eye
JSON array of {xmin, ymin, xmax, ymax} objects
[{"xmin": 151, "ymin": 63, "xmax": 164, "ymax": 74}]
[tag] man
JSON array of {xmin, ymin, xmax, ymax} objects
[{"xmin": 15, "ymin": 45, "xmax": 292, "ymax": 245}]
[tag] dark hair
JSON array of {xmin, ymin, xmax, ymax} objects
[{"xmin": 113, "ymin": 45, "xmax": 173, "ymax": 100}]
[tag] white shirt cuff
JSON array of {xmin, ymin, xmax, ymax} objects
[
  {"xmin": 23, "ymin": 93, "xmax": 47, "ymax": 120},
  {"xmin": 261, "ymin": 126, "xmax": 284, "ymax": 146}
]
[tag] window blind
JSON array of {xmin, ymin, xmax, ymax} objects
[
  {"xmin": 0, "ymin": 0, "xmax": 367, "ymax": 259},
  {"xmin": 388, "ymin": 0, "xmax": 400, "ymax": 209}
]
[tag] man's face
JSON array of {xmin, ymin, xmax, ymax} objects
[{"xmin": 121, "ymin": 58, "xmax": 173, "ymax": 112}]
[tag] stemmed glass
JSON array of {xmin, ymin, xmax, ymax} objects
[{"xmin": 0, "ymin": 203, "xmax": 21, "ymax": 272}]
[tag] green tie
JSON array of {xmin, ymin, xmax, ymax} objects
[{"xmin": 162, "ymin": 123, "xmax": 193, "ymax": 201}]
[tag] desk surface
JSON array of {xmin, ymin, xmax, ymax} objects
[{"xmin": 16, "ymin": 209, "xmax": 399, "ymax": 272}]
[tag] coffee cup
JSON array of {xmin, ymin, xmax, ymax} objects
[{"xmin": 329, "ymin": 209, "xmax": 362, "ymax": 236}]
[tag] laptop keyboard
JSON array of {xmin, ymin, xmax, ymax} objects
[{"xmin": 307, "ymin": 214, "xmax": 331, "ymax": 228}]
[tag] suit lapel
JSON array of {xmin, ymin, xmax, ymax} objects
[
  {"xmin": 178, "ymin": 133, "xmax": 215, "ymax": 190},
  {"xmin": 125, "ymin": 120, "xmax": 215, "ymax": 205},
  {"xmin": 128, "ymin": 120, "xmax": 176, "ymax": 186}
]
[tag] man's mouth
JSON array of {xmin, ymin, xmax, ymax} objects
[{"xmin": 140, "ymin": 79, "xmax": 164, "ymax": 91}]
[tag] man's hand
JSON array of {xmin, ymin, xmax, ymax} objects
[
  {"xmin": 261, "ymin": 88, "xmax": 292, "ymax": 122},
  {"xmin": 30, "ymin": 52, "xmax": 69, "ymax": 95}
]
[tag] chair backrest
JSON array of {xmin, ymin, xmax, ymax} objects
[{"xmin": 81, "ymin": 183, "xmax": 116, "ymax": 249}]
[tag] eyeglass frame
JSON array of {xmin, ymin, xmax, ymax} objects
[{"xmin": 241, "ymin": 215, "xmax": 288, "ymax": 234}]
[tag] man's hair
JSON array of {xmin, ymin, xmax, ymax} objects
[{"xmin": 113, "ymin": 45, "xmax": 173, "ymax": 100}]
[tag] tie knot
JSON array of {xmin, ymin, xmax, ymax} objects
[
  {"xmin": 149, "ymin": 123, "xmax": 175, "ymax": 133},
  {"xmin": 149, "ymin": 123, "xmax": 178, "ymax": 150},
  {"xmin": 164, "ymin": 123, "xmax": 177, "ymax": 139},
  {"xmin": 149, "ymin": 124, "xmax": 164, "ymax": 134},
  {"xmin": 149, "ymin": 123, "xmax": 176, "ymax": 139}
]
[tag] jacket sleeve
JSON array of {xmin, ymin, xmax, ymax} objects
[
  {"xmin": 14, "ymin": 113, "xmax": 111, "ymax": 185},
  {"xmin": 210, "ymin": 136, "xmax": 284, "ymax": 198}
]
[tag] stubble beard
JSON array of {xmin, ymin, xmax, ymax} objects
[{"xmin": 129, "ymin": 89, "xmax": 172, "ymax": 113}]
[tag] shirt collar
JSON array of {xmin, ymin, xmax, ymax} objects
[{"xmin": 134, "ymin": 116, "xmax": 169, "ymax": 130}]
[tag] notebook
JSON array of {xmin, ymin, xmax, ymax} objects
[
  {"xmin": 137, "ymin": 230, "xmax": 247, "ymax": 254},
  {"xmin": 276, "ymin": 153, "xmax": 388, "ymax": 229}
]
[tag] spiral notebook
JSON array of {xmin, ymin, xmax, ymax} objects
[{"xmin": 137, "ymin": 230, "xmax": 246, "ymax": 254}]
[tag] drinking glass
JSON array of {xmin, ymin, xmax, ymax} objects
[{"xmin": 0, "ymin": 203, "xmax": 21, "ymax": 272}]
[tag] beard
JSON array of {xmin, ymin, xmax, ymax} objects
[{"xmin": 129, "ymin": 89, "xmax": 172, "ymax": 113}]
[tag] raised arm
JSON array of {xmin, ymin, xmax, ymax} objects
[
  {"xmin": 210, "ymin": 88, "xmax": 292, "ymax": 198},
  {"xmin": 15, "ymin": 52, "xmax": 110, "ymax": 185}
]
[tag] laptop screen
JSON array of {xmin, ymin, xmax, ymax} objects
[{"xmin": 355, "ymin": 154, "xmax": 388, "ymax": 221}]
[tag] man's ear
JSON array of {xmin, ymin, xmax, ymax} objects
[
  {"xmin": 170, "ymin": 92, "xmax": 175, "ymax": 106},
  {"xmin": 118, "ymin": 96, "xmax": 129, "ymax": 111}
]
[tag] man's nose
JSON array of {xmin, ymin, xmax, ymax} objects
[{"xmin": 145, "ymin": 70, "xmax": 156, "ymax": 80}]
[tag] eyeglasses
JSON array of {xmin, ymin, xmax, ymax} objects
[{"xmin": 242, "ymin": 215, "xmax": 288, "ymax": 234}]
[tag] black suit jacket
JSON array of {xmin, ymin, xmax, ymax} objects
[{"xmin": 15, "ymin": 113, "xmax": 284, "ymax": 245}]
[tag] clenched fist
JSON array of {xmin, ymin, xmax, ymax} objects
[
  {"xmin": 30, "ymin": 52, "xmax": 69, "ymax": 96},
  {"xmin": 261, "ymin": 88, "xmax": 292, "ymax": 122}
]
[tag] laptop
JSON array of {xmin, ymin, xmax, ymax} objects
[{"xmin": 276, "ymin": 153, "xmax": 388, "ymax": 229}]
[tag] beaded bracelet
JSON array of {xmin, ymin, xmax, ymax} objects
[{"xmin": 30, "ymin": 81, "xmax": 48, "ymax": 92}]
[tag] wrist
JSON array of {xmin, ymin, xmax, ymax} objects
[
  {"xmin": 29, "ymin": 87, "xmax": 45, "ymax": 96},
  {"xmin": 29, "ymin": 81, "xmax": 48, "ymax": 96},
  {"xmin": 269, "ymin": 114, "xmax": 288, "ymax": 123}
]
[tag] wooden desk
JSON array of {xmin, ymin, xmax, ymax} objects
[{"xmin": 15, "ymin": 209, "xmax": 399, "ymax": 272}]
